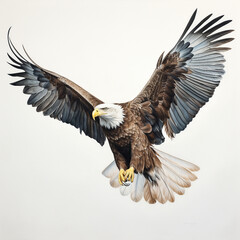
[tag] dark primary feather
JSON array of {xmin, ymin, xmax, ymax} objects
[
  {"xmin": 132, "ymin": 9, "xmax": 233, "ymax": 138},
  {"xmin": 8, "ymin": 29, "xmax": 106, "ymax": 146}
]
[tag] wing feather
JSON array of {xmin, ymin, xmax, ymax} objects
[
  {"xmin": 132, "ymin": 10, "xmax": 233, "ymax": 138},
  {"xmin": 8, "ymin": 29, "xmax": 106, "ymax": 145}
]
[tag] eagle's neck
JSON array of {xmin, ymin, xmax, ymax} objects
[{"xmin": 99, "ymin": 104, "xmax": 125, "ymax": 129}]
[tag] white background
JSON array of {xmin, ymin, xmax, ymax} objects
[{"xmin": 0, "ymin": 0, "xmax": 239, "ymax": 239}]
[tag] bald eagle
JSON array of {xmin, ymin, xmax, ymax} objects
[{"xmin": 8, "ymin": 10, "xmax": 233, "ymax": 204}]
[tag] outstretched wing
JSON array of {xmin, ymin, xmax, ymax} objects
[
  {"xmin": 8, "ymin": 29, "xmax": 106, "ymax": 146},
  {"xmin": 132, "ymin": 9, "xmax": 233, "ymax": 138}
]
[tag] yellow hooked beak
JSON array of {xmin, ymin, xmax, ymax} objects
[{"xmin": 92, "ymin": 108, "xmax": 106, "ymax": 120}]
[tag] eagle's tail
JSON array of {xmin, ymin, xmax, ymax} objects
[
  {"xmin": 102, "ymin": 149, "xmax": 199, "ymax": 204},
  {"xmin": 143, "ymin": 149, "xmax": 200, "ymax": 204}
]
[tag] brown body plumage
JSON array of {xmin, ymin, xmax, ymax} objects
[
  {"xmin": 8, "ymin": 10, "xmax": 233, "ymax": 204},
  {"xmin": 104, "ymin": 102, "xmax": 156, "ymax": 173}
]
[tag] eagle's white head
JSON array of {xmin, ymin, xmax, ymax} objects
[{"xmin": 92, "ymin": 103, "xmax": 124, "ymax": 129}]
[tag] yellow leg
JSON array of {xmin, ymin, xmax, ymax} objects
[
  {"xmin": 118, "ymin": 169, "xmax": 126, "ymax": 185},
  {"xmin": 124, "ymin": 167, "xmax": 134, "ymax": 183}
]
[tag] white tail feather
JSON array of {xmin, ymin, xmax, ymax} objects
[
  {"xmin": 161, "ymin": 164, "xmax": 192, "ymax": 187},
  {"xmin": 156, "ymin": 150, "xmax": 200, "ymax": 172},
  {"xmin": 120, "ymin": 185, "xmax": 133, "ymax": 196},
  {"xmin": 102, "ymin": 161, "xmax": 120, "ymax": 188},
  {"xmin": 110, "ymin": 175, "xmax": 120, "ymax": 188},
  {"xmin": 102, "ymin": 161, "xmax": 146, "ymax": 201},
  {"xmin": 102, "ymin": 161, "xmax": 119, "ymax": 179},
  {"xmin": 102, "ymin": 150, "xmax": 199, "ymax": 204},
  {"xmin": 130, "ymin": 174, "xmax": 145, "ymax": 202}
]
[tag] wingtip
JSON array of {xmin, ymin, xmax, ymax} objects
[
  {"xmin": 8, "ymin": 27, "xmax": 12, "ymax": 35},
  {"xmin": 192, "ymin": 8, "xmax": 197, "ymax": 19},
  {"xmin": 8, "ymin": 73, "xmax": 17, "ymax": 77},
  {"xmin": 9, "ymin": 81, "xmax": 17, "ymax": 86},
  {"xmin": 218, "ymin": 15, "xmax": 225, "ymax": 21},
  {"xmin": 7, "ymin": 27, "xmax": 12, "ymax": 43}
]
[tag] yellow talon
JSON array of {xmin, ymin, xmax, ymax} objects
[
  {"xmin": 118, "ymin": 169, "xmax": 126, "ymax": 185},
  {"xmin": 124, "ymin": 167, "xmax": 134, "ymax": 182}
]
